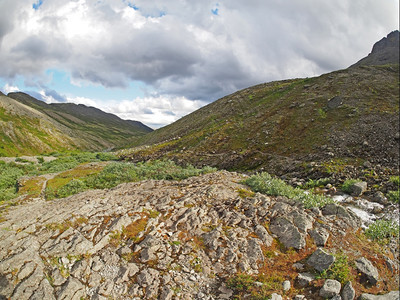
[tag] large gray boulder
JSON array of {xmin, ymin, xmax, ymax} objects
[
  {"xmin": 307, "ymin": 248, "xmax": 335, "ymax": 272},
  {"xmin": 355, "ymin": 257, "xmax": 380, "ymax": 285},
  {"xmin": 319, "ymin": 279, "xmax": 341, "ymax": 298},
  {"xmin": 358, "ymin": 291, "xmax": 400, "ymax": 300},
  {"xmin": 350, "ymin": 181, "xmax": 368, "ymax": 196},
  {"xmin": 269, "ymin": 217, "xmax": 305, "ymax": 250}
]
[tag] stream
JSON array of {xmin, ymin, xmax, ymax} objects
[{"xmin": 333, "ymin": 193, "xmax": 399, "ymax": 228}]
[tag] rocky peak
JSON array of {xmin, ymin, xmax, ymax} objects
[{"xmin": 350, "ymin": 30, "xmax": 399, "ymax": 67}]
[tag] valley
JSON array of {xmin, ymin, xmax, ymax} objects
[{"xmin": 0, "ymin": 31, "xmax": 399, "ymax": 299}]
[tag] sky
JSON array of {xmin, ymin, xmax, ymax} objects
[{"xmin": 0, "ymin": 0, "xmax": 398, "ymax": 129}]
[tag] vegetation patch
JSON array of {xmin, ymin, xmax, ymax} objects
[
  {"xmin": 45, "ymin": 160, "xmax": 216, "ymax": 200},
  {"xmin": 243, "ymin": 172, "xmax": 334, "ymax": 208},
  {"xmin": 364, "ymin": 219, "xmax": 399, "ymax": 244},
  {"xmin": 316, "ymin": 252, "xmax": 353, "ymax": 284}
]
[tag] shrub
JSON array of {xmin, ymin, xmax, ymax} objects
[
  {"xmin": 389, "ymin": 176, "xmax": 399, "ymax": 186},
  {"xmin": 386, "ymin": 190, "xmax": 399, "ymax": 203},
  {"xmin": 57, "ymin": 179, "xmax": 87, "ymax": 198},
  {"xmin": 243, "ymin": 173, "xmax": 333, "ymax": 208},
  {"xmin": 317, "ymin": 253, "xmax": 353, "ymax": 284},
  {"xmin": 227, "ymin": 273, "xmax": 255, "ymax": 292},
  {"xmin": 365, "ymin": 219, "xmax": 399, "ymax": 244},
  {"xmin": 341, "ymin": 179, "xmax": 362, "ymax": 194},
  {"xmin": 303, "ymin": 178, "xmax": 331, "ymax": 189}
]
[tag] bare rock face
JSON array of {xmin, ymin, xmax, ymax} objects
[
  {"xmin": 351, "ymin": 30, "xmax": 400, "ymax": 67},
  {"xmin": 0, "ymin": 170, "xmax": 397, "ymax": 299}
]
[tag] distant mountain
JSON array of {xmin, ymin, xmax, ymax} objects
[
  {"xmin": 123, "ymin": 32, "xmax": 399, "ymax": 177},
  {"xmin": 350, "ymin": 30, "xmax": 399, "ymax": 67},
  {"xmin": 0, "ymin": 92, "xmax": 152, "ymax": 156}
]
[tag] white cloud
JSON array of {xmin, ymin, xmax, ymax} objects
[
  {"xmin": 0, "ymin": 0, "xmax": 398, "ymax": 127},
  {"xmin": 66, "ymin": 96, "xmax": 98, "ymax": 108},
  {"xmin": 3, "ymin": 83, "xmax": 20, "ymax": 94},
  {"xmin": 102, "ymin": 96, "xmax": 207, "ymax": 129}
]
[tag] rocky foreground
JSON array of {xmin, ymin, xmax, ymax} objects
[{"xmin": 0, "ymin": 171, "xmax": 398, "ymax": 299}]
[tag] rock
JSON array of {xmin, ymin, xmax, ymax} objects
[
  {"xmin": 57, "ymin": 277, "xmax": 85, "ymax": 300},
  {"xmin": 355, "ymin": 257, "xmax": 380, "ymax": 285},
  {"xmin": 160, "ymin": 285, "xmax": 174, "ymax": 300},
  {"xmin": 372, "ymin": 192, "xmax": 389, "ymax": 206},
  {"xmin": 294, "ymin": 296, "xmax": 307, "ymax": 300},
  {"xmin": 296, "ymin": 273, "xmax": 315, "ymax": 287},
  {"xmin": 331, "ymin": 296, "xmax": 343, "ymax": 300},
  {"xmin": 349, "ymin": 181, "xmax": 368, "ymax": 196},
  {"xmin": 255, "ymin": 225, "xmax": 273, "ymax": 246},
  {"xmin": 269, "ymin": 217, "xmax": 305, "ymax": 250},
  {"xmin": 307, "ymin": 248, "xmax": 335, "ymax": 272},
  {"xmin": 309, "ymin": 228, "xmax": 329, "ymax": 246},
  {"xmin": 327, "ymin": 96, "xmax": 343, "ymax": 109},
  {"xmin": 358, "ymin": 291, "xmax": 400, "ymax": 300},
  {"xmin": 282, "ymin": 280, "xmax": 291, "ymax": 292},
  {"xmin": 341, "ymin": 281, "xmax": 355, "ymax": 300},
  {"xmin": 319, "ymin": 279, "xmax": 341, "ymax": 298},
  {"xmin": 270, "ymin": 293, "xmax": 283, "ymax": 300}
]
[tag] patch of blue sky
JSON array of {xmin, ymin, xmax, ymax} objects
[
  {"xmin": 126, "ymin": 1, "xmax": 139, "ymax": 11},
  {"xmin": 211, "ymin": 3, "xmax": 220, "ymax": 15},
  {"xmin": 45, "ymin": 69, "xmax": 149, "ymax": 102},
  {"xmin": 1, "ymin": 69, "xmax": 151, "ymax": 104},
  {"xmin": 32, "ymin": 0, "xmax": 43, "ymax": 10}
]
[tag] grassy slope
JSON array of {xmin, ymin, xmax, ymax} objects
[
  {"xmin": 123, "ymin": 65, "xmax": 399, "ymax": 173},
  {"xmin": 0, "ymin": 95, "xmax": 85, "ymax": 156},
  {"xmin": 0, "ymin": 93, "xmax": 153, "ymax": 156}
]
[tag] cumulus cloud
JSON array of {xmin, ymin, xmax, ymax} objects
[
  {"xmin": 0, "ymin": 0, "xmax": 398, "ymax": 126},
  {"xmin": 3, "ymin": 83, "xmax": 20, "ymax": 94},
  {"xmin": 102, "ymin": 95, "xmax": 207, "ymax": 129}
]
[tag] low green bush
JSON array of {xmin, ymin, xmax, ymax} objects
[
  {"xmin": 316, "ymin": 253, "xmax": 353, "ymax": 284},
  {"xmin": 243, "ymin": 172, "xmax": 334, "ymax": 208},
  {"xmin": 57, "ymin": 179, "xmax": 87, "ymax": 198},
  {"xmin": 365, "ymin": 219, "xmax": 399, "ymax": 244},
  {"xmin": 303, "ymin": 178, "xmax": 331, "ymax": 189},
  {"xmin": 386, "ymin": 190, "xmax": 399, "ymax": 203},
  {"xmin": 389, "ymin": 176, "xmax": 399, "ymax": 186}
]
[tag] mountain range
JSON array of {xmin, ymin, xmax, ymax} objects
[{"xmin": 0, "ymin": 92, "xmax": 152, "ymax": 156}]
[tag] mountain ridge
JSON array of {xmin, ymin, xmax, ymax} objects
[
  {"xmin": 121, "ymin": 31, "xmax": 399, "ymax": 183},
  {"xmin": 0, "ymin": 92, "xmax": 152, "ymax": 156}
]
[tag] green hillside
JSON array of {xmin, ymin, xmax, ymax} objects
[{"xmin": 0, "ymin": 93, "xmax": 152, "ymax": 156}]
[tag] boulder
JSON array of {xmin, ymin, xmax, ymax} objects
[
  {"xmin": 349, "ymin": 181, "xmax": 368, "ymax": 196},
  {"xmin": 296, "ymin": 273, "xmax": 315, "ymax": 287},
  {"xmin": 307, "ymin": 248, "xmax": 335, "ymax": 272},
  {"xmin": 341, "ymin": 281, "xmax": 355, "ymax": 300},
  {"xmin": 319, "ymin": 279, "xmax": 341, "ymax": 298},
  {"xmin": 358, "ymin": 291, "xmax": 400, "ymax": 300},
  {"xmin": 355, "ymin": 257, "xmax": 380, "ymax": 285},
  {"xmin": 269, "ymin": 217, "xmax": 305, "ymax": 250},
  {"xmin": 309, "ymin": 228, "xmax": 329, "ymax": 246}
]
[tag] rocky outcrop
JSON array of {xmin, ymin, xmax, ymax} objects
[{"xmin": 0, "ymin": 171, "xmax": 397, "ymax": 299}]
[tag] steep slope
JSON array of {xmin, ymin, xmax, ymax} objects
[
  {"xmin": 123, "ymin": 33, "xmax": 399, "ymax": 177},
  {"xmin": 350, "ymin": 30, "xmax": 399, "ymax": 67},
  {"xmin": 0, "ymin": 93, "xmax": 152, "ymax": 156},
  {"xmin": 0, "ymin": 94, "xmax": 85, "ymax": 156}
]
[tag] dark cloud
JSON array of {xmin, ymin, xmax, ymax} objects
[{"xmin": 0, "ymin": 0, "xmax": 398, "ymax": 104}]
